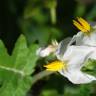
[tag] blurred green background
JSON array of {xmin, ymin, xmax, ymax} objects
[{"xmin": 0, "ymin": 0, "xmax": 96, "ymax": 96}]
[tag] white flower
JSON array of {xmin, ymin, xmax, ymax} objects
[
  {"xmin": 36, "ymin": 38, "xmax": 71, "ymax": 57},
  {"xmin": 58, "ymin": 45, "xmax": 96, "ymax": 84},
  {"xmin": 44, "ymin": 44, "xmax": 96, "ymax": 84},
  {"xmin": 72, "ymin": 17, "xmax": 96, "ymax": 46}
]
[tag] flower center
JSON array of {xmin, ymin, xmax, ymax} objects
[
  {"xmin": 73, "ymin": 17, "xmax": 91, "ymax": 34},
  {"xmin": 44, "ymin": 60, "xmax": 66, "ymax": 71}
]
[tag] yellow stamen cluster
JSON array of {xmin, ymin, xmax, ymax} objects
[
  {"xmin": 73, "ymin": 17, "xmax": 91, "ymax": 33},
  {"xmin": 44, "ymin": 61, "xmax": 66, "ymax": 71}
]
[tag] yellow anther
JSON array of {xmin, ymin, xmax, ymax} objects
[
  {"xmin": 44, "ymin": 61, "xmax": 66, "ymax": 71},
  {"xmin": 73, "ymin": 17, "xmax": 91, "ymax": 33}
]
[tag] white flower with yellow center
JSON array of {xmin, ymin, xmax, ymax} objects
[
  {"xmin": 44, "ymin": 44, "xmax": 96, "ymax": 84},
  {"xmin": 72, "ymin": 17, "xmax": 96, "ymax": 46}
]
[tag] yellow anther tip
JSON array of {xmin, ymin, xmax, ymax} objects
[{"xmin": 73, "ymin": 17, "xmax": 91, "ymax": 33}]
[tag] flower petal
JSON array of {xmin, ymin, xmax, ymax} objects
[
  {"xmin": 60, "ymin": 46, "xmax": 95, "ymax": 70},
  {"xmin": 72, "ymin": 30, "xmax": 96, "ymax": 46},
  {"xmin": 56, "ymin": 37, "xmax": 72, "ymax": 59},
  {"xmin": 59, "ymin": 70, "xmax": 96, "ymax": 84},
  {"xmin": 69, "ymin": 32, "xmax": 86, "ymax": 46},
  {"xmin": 80, "ymin": 32, "xmax": 96, "ymax": 46},
  {"xmin": 88, "ymin": 50, "xmax": 96, "ymax": 60},
  {"xmin": 36, "ymin": 46, "xmax": 55, "ymax": 57}
]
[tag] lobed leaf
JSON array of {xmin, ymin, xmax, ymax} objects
[{"xmin": 0, "ymin": 34, "xmax": 38, "ymax": 96}]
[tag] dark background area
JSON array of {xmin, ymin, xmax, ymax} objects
[{"xmin": 0, "ymin": 0, "xmax": 95, "ymax": 53}]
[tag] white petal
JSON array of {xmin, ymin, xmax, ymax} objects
[
  {"xmin": 68, "ymin": 34, "xmax": 79, "ymax": 46},
  {"xmin": 36, "ymin": 46, "xmax": 54, "ymax": 57},
  {"xmin": 67, "ymin": 32, "xmax": 84, "ymax": 46},
  {"xmin": 80, "ymin": 32, "xmax": 96, "ymax": 46},
  {"xmin": 59, "ymin": 70, "xmax": 96, "ymax": 84},
  {"xmin": 36, "ymin": 48, "xmax": 47, "ymax": 57},
  {"xmin": 88, "ymin": 49, "xmax": 96, "ymax": 60},
  {"xmin": 55, "ymin": 37, "xmax": 72, "ymax": 59},
  {"xmin": 74, "ymin": 31, "xmax": 96, "ymax": 46},
  {"xmin": 75, "ymin": 32, "xmax": 84, "ymax": 45},
  {"xmin": 61, "ymin": 46, "xmax": 95, "ymax": 70}
]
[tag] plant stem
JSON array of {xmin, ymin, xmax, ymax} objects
[{"xmin": 32, "ymin": 71, "xmax": 53, "ymax": 85}]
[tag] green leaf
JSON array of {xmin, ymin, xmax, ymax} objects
[
  {"xmin": 82, "ymin": 59, "xmax": 96, "ymax": 76},
  {"xmin": 23, "ymin": 44, "xmax": 38, "ymax": 75},
  {"xmin": 0, "ymin": 34, "xmax": 38, "ymax": 96}
]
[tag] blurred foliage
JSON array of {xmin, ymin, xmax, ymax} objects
[
  {"xmin": 0, "ymin": 35, "xmax": 38, "ymax": 96},
  {"xmin": 82, "ymin": 59, "xmax": 96, "ymax": 76},
  {"xmin": 0, "ymin": 0, "xmax": 96, "ymax": 96},
  {"xmin": 20, "ymin": 0, "xmax": 61, "ymax": 46}
]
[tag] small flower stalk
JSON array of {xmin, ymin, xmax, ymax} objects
[{"xmin": 37, "ymin": 17, "xmax": 96, "ymax": 84}]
